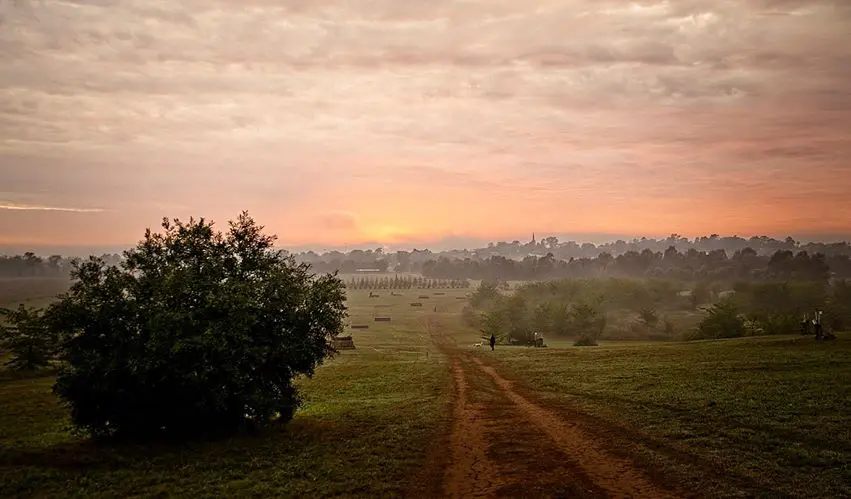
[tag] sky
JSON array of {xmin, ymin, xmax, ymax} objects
[{"xmin": 1, "ymin": 0, "xmax": 850, "ymax": 252}]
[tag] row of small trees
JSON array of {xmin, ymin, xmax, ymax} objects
[
  {"xmin": 0, "ymin": 213, "xmax": 348, "ymax": 441},
  {"xmin": 345, "ymin": 276, "xmax": 470, "ymax": 290}
]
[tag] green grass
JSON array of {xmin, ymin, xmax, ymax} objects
[
  {"xmin": 4, "ymin": 275, "xmax": 851, "ymax": 497},
  {"xmin": 480, "ymin": 334, "xmax": 851, "ymax": 498},
  {"xmin": 0, "ymin": 288, "xmax": 470, "ymax": 498}
]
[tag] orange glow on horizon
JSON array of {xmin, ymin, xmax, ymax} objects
[
  {"xmin": 2, "ymin": 183, "xmax": 850, "ymax": 249},
  {"xmin": 1, "ymin": 1, "xmax": 850, "ymax": 249}
]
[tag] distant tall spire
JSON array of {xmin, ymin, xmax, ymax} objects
[{"xmin": 532, "ymin": 232, "xmax": 536, "ymax": 244}]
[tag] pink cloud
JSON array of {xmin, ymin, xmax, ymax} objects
[{"xmin": 1, "ymin": 0, "xmax": 849, "ymax": 247}]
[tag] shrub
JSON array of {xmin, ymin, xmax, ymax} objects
[
  {"xmin": 694, "ymin": 300, "xmax": 745, "ymax": 340},
  {"xmin": 573, "ymin": 336, "xmax": 599, "ymax": 347},
  {"xmin": 47, "ymin": 212, "xmax": 347, "ymax": 440},
  {"xmin": 748, "ymin": 313, "xmax": 799, "ymax": 335},
  {"xmin": 638, "ymin": 307, "xmax": 659, "ymax": 329},
  {"xmin": 569, "ymin": 303, "xmax": 606, "ymax": 346}
]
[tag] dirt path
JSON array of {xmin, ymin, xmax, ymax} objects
[
  {"xmin": 423, "ymin": 316, "xmax": 502, "ymax": 496},
  {"xmin": 471, "ymin": 356, "xmax": 679, "ymax": 499},
  {"xmin": 427, "ymin": 317, "xmax": 679, "ymax": 498},
  {"xmin": 444, "ymin": 359, "xmax": 503, "ymax": 498}
]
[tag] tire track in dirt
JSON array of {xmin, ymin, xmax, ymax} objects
[
  {"xmin": 426, "ymin": 316, "xmax": 605, "ymax": 497},
  {"xmin": 445, "ymin": 359, "xmax": 503, "ymax": 498},
  {"xmin": 424, "ymin": 315, "xmax": 668, "ymax": 497},
  {"xmin": 471, "ymin": 355, "xmax": 680, "ymax": 499},
  {"xmin": 422, "ymin": 314, "xmax": 501, "ymax": 497}
]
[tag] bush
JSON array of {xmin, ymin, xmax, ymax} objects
[
  {"xmin": 47, "ymin": 212, "xmax": 347, "ymax": 440},
  {"xmin": 569, "ymin": 303, "xmax": 605, "ymax": 346},
  {"xmin": 573, "ymin": 336, "xmax": 598, "ymax": 347},
  {"xmin": 748, "ymin": 313, "xmax": 799, "ymax": 335},
  {"xmin": 826, "ymin": 280, "xmax": 851, "ymax": 330},
  {"xmin": 694, "ymin": 300, "xmax": 745, "ymax": 340},
  {"xmin": 638, "ymin": 308, "xmax": 659, "ymax": 329}
]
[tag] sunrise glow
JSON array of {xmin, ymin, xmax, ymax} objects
[{"xmin": 1, "ymin": 1, "xmax": 849, "ymax": 250}]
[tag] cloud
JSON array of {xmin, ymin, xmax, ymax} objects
[
  {"xmin": 0, "ymin": 0, "xmax": 850, "ymax": 245},
  {"xmin": 0, "ymin": 203, "xmax": 104, "ymax": 213}
]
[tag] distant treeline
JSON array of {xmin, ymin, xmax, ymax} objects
[
  {"xmin": 289, "ymin": 235, "xmax": 851, "ymax": 279},
  {"xmin": 471, "ymin": 234, "xmax": 851, "ymax": 260},
  {"xmin": 5, "ymin": 233, "xmax": 851, "ymax": 281},
  {"xmin": 0, "ymin": 253, "xmax": 122, "ymax": 279},
  {"xmin": 345, "ymin": 276, "xmax": 470, "ymax": 290},
  {"xmin": 422, "ymin": 248, "xmax": 849, "ymax": 282},
  {"xmin": 292, "ymin": 234, "xmax": 851, "ymax": 268},
  {"xmin": 0, "ymin": 254, "xmax": 70, "ymax": 278}
]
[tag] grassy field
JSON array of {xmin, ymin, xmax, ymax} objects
[
  {"xmin": 3, "ymin": 275, "xmax": 851, "ymax": 498},
  {"xmin": 0, "ymin": 278, "xmax": 71, "ymax": 319},
  {"xmin": 476, "ymin": 334, "xmax": 851, "ymax": 498},
  {"xmin": 0, "ymin": 287, "xmax": 470, "ymax": 498}
]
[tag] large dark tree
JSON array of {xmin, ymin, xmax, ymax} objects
[{"xmin": 46, "ymin": 212, "xmax": 347, "ymax": 440}]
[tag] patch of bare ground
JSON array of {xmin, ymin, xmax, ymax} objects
[
  {"xmin": 426, "ymin": 318, "xmax": 660, "ymax": 497},
  {"xmin": 441, "ymin": 355, "xmax": 605, "ymax": 498},
  {"xmin": 472, "ymin": 355, "xmax": 794, "ymax": 499},
  {"xmin": 444, "ymin": 358, "xmax": 504, "ymax": 498},
  {"xmin": 462, "ymin": 355, "xmax": 605, "ymax": 498},
  {"xmin": 469, "ymin": 355, "xmax": 680, "ymax": 499}
]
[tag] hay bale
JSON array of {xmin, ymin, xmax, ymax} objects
[
  {"xmin": 374, "ymin": 316, "xmax": 392, "ymax": 322},
  {"xmin": 350, "ymin": 325, "xmax": 369, "ymax": 330},
  {"xmin": 418, "ymin": 295, "xmax": 430, "ymax": 299},
  {"xmin": 410, "ymin": 302, "xmax": 423, "ymax": 307},
  {"xmin": 433, "ymin": 292, "xmax": 445, "ymax": 295},
  {"xmin": 332, "ymin": 336, "xmax": 356, "ymax": 350}
]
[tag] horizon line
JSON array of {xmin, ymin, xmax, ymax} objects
[{"xmin": 3, "ymin": 231, "xmax": 851, "ymax": 257}]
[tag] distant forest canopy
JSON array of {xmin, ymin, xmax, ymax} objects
[
  {"xmin": 288, "ymin": 234, "xmax": 851, "ymax": 279},
  {"xmin": 2, "ymin": 234, "xmax": 851, "ymax": 280},
  {"xmin": 420, "ymin": 249, "xmax": 847, "ymax": 282},
  {"xmin": 0, "ymin": 253, "xmax": 123, "ymax": 279}
]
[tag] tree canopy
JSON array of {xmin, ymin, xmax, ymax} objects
[
  {"xmin": 0, "ymin": 305, "xmax": 57, "ymax": 371},
  {"xmin": 47, "ymin": 212, "xmax": 347, "ymax": 440}
]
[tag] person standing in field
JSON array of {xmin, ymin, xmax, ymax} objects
[{"xmin": 489, "ymin": 334, "xmax": 496, "ymax": 351}]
